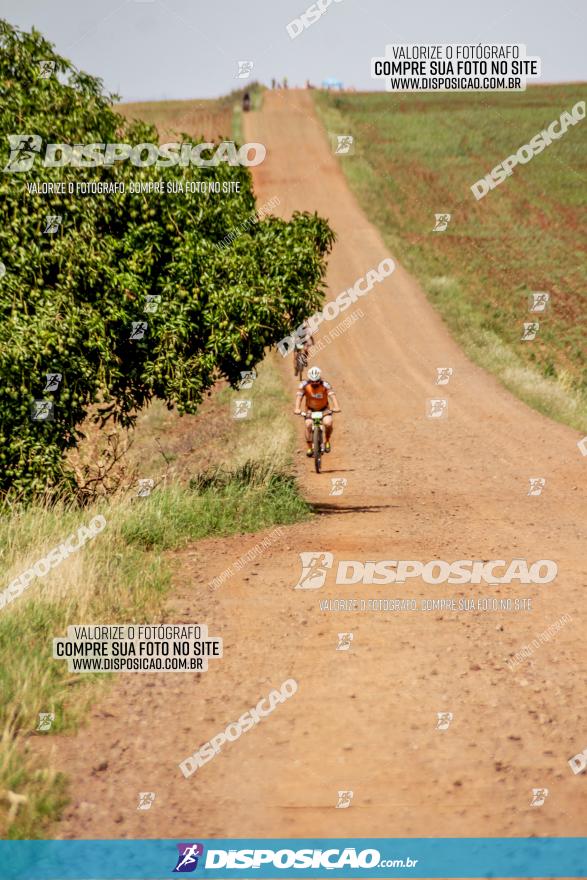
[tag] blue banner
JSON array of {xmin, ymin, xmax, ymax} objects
[{"xmin": 2, "ymin": 838, "xmax": 587, "ymax": 879}]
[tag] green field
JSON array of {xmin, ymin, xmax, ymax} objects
[{"xmin": 313, "ymin": 86, "xmax": 587, "ymax": 431}]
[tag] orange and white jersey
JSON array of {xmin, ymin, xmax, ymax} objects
[{"xmin": 298, "ymin": 380, "xmax": 333, "ymax": 411}]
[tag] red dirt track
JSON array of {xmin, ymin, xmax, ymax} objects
[{"xmin": 36, "ymin": 90, "xmax": 585, "ymax": 843}]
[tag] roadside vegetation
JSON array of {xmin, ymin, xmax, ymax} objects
[
  {"xmin": 0, "ymin": 20, "xmax": 317, "ymax": 838},
  {"xmin": 0, "ymin": 20, "xmax": 333, "ymax": 502},
  {"xmin": 0, "ymin": 356, "xmax": 309, "ymax": 838},
  {"xmin": 313, "ymin": 86, "xmax": 587, "ymax": 432}
]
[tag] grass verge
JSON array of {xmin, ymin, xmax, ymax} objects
[
  {"xmin": 0, "ymin": 356, "xmax": 308, "ymax": 838},
  {"xmin": 312, "ymin": 86, "xmax": 587, "ymax": 432}
]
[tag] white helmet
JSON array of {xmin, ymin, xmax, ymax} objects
[{"xmin": 307, "ymin": 366, "xmax": 321, "ymax": 382}]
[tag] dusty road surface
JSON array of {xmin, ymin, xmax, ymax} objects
[{"xmin": 36, "ymin": 90, "xmax": 585, "ymax": 842}]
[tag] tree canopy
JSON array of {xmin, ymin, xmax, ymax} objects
[{"xmin": 0, "ymin": 20, "xmax": 335, "ymax": 500}]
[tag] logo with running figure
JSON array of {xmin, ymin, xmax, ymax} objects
[
  {"xmin": 36, "ymin": 712, "xmax": 55, "ymax": 732},
  {"xmin": 38, "ymin": 60, "xmax": 56, "ymax": 79},
  {"xmin": 329, "ymin": 477, "xmax": 347, "ymax": 496},
  {"xmin": 137, "ymin": 791, "xmax": 156, "ymax": 810},
  {"xmin": 237, "ymin": 61, "xmax": 254, "ymax": 79},
  {"xmin": 336, "ymin": 632, "xmax": 353, "ymax": 651},
  {"xmin": 427, "ymin": 398, "xmax": 448, "ymax": 419},
  {"xmin": 335, "ymin": 135, "xmax": 354, "ymax": 155},
  {"xmin": 294, "ymin": 552, "xmax": 334, "ymax": 590},
  {"xmin": 173, "ymin": 843, "xmax": 204, "ymax": 873},
  {"xmin": 521, "ymin": 322, "xmax": 539, "ymax": 341},
  {"xmin": 529, "ymin": 292, "xmax": 550, "ymax": 312},
  {"xmin": 530, "ymin": 788, "xmax": 549, "ymax": 807},
  {"xmin": 432, "ymin": 213, "xmax": 451, "ymax": 232},
  {"xmin": 336, "ymin": 790, "xmax": 353, "ymax": 809},
  {"xmin": 4, "ymin": 134, "xmax": 42, "ymax": 172},
  {"xmin": 436, "ymin": 711, "xmax": 453, "ymax": 730},
  {"xmin": 435, "ymin": 367, "xmax": 453, "ymax": 386},
  {"xmin": 43, "ymin": 214, "xmax": 62, "ymax": 234}
]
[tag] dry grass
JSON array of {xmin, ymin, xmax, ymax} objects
[
  {"xmin": 0, "ymin": 356, "xmax": 305, "ymax": 837},
  {"xmin": 118, "ymin": 98, "xmax": 233, "ymax": 143},
  {"xmin": 65, "ymin": 354, "xmax": 294, "ymax": 500}
]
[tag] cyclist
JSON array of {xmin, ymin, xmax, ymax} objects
[
  {"xmin": 294, "ymin": 366, "xmax": 341, "ymax": 457},
  {"xmin": 293, "ymin": 319, "xmax": 315, "ymax": 376}
]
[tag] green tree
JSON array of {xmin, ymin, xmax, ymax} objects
[{"xmin": 0, "ymin": 20, "xmax": 335, "ymax": 501}]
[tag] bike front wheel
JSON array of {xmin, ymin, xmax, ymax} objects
[{"xmin": 313, "ymin": 424, "xmax": 322, "ymax": 473}]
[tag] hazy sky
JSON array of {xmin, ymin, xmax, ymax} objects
[{"xmin": 3, "ymin": 0, "xmax": 586, "ymax": 101}]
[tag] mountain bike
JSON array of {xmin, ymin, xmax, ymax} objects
[{"xmin": 300, "ymin": 410, "xmax": 332, "ymax": 473}]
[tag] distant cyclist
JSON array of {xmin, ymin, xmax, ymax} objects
[
  {"xmin": 242, "ymin": 91, "xmax": 251, "ymax": 112},
  {"xmin": 293, "ymin": 320, "xmax": 315, "ymax": 377},
  {"xmin": 294, "ymin": 366, "xmax": 340, "ymax": 456}
]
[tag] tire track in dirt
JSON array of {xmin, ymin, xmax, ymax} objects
[{"xmin": 34, "ymin": 89, "xmax": 585, "ymax": 841}]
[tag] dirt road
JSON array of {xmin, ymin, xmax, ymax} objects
[{"xmin": 37, "ymin": 90, "xmax": 585, "ymax": 840}]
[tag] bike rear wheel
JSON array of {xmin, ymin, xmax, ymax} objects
[{"xmin": 295, "ymin": 351, "xmax": 306, "ymax": 380}]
